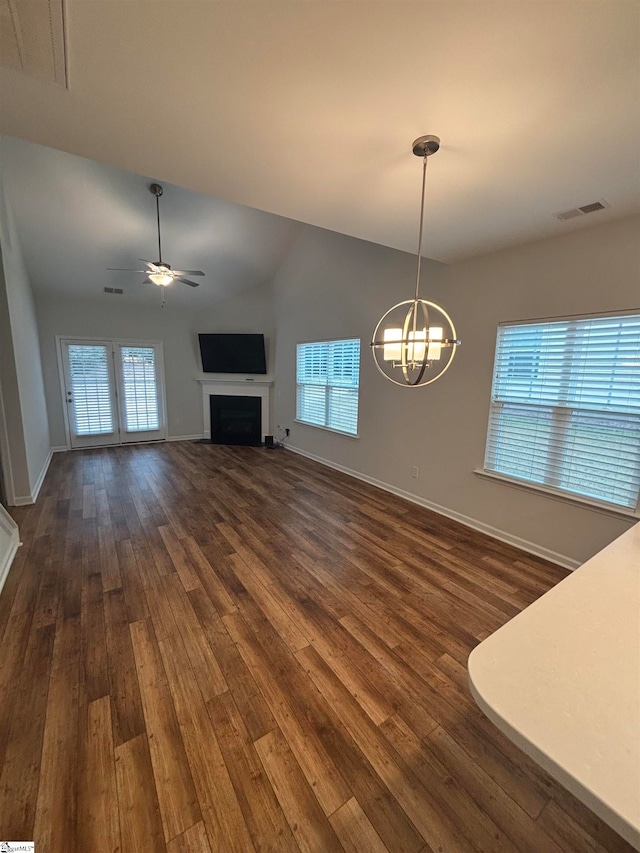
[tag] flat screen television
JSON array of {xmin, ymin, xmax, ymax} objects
[{"xmin": 198, "ymin": 333, "xmax": 267, "ymax": 374}]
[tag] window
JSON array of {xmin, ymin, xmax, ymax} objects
[
  {"xmin": 297, "ymin": 339, "xmax": 360, "ymax": 436},
  {"xmin": 484, "ymin": 313, "xmax": 640, "ymax": 512}
]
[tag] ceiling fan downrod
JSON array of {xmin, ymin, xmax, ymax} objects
[{"xmin": 150, "ymin": 183, "xmax": 164, "ymax": 264}]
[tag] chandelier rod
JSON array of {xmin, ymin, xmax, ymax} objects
[{"xmin": 414, "ymin": 154, "xmax": 429, "ymax": 302}]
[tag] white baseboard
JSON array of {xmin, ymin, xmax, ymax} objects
[
  {"xmin": 286, "ymin": 444, "xmax": 581, "ymax": 571},
  {"xmin": 0, "ymin": 505, "xmax": 20, "ymax": 597},
  {"xmin": 166, "ymin": 434, "xmax": 205, "ymax": 442},
  {"xmin": 11, "ymin": 497, "xmax": 33, "ymax": 506},
  {"xmin": 51, "ymin": 445, "xmax": 68, "ymax": 453},
  {"xmin": 11, "ymin": 447, "xmax": 54, "ymax": 506},
  {"xmin": 31, "ymin": 448, "xmax": 53, "ymax": 501},
  {"xmin": 0, "ymin": 537, "xmax": 19, "ymax": 596}
]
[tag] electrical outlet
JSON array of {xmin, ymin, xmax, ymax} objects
[{"xmin": 411, "ymin": 466, "xmax": 419, "ymax": 479}]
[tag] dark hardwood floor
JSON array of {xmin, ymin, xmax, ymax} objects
[{"xmin": 0, "ymin": 442, "xmax": 633, "ymax": 852}]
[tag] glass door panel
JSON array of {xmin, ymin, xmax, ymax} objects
[
  {"xmin": 61, "ymin": 341, "xmax": 119, "ymax": 448},
  {"xmin": 116, "ymin": 344, "xmax": 166, "ymax": 443}
]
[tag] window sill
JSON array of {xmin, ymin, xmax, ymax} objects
[
  {"xmin": 294, "ymin": 419, "xmax": 360, "ymax": 440},
  {"xmin": 474, "ymin": 468, "xmax": 639, "ymax": 521}
]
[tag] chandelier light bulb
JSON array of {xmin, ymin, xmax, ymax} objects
[
  {"xmin": 408, "ymin": 328, "xmax": 426, "ymax": 363},
  {"xmin": 427, "ymin": 326, "xmax": 443, "ymax": 361},
  {"xmin": 383, "ymin": 328, "xmax": 403, "ymax": 361}
]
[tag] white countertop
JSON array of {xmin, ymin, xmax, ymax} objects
[{"xmin": 468, "ymin": 523, "xmax": 640, "ymax": 850}]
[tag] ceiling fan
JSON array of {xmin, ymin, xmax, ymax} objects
[{"xmin": 108, "ymin": 183, "xmax": 205, "ymax": 288}]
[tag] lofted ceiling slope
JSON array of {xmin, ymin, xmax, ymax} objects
[{"xmin": 0, "ymin": 136, "xmax": 302, "ymax": 307}]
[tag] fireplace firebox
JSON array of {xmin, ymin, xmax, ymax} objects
[{"xmin": 209, "ymin": 395, "xmax": 262, "ymax": 446}]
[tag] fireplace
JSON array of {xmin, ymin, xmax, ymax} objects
[
  {"xmin": 209, "ymin": 395, "xmax": 262, "ymax": 446},
  {"xmin": 198, "ymin": 377, "xmax": 272, "ymax": 442}
]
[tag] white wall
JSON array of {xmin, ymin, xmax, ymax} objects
[
  {"xmin": 273, "ymin": 216, "xmax": 639, "ymax": 566},
  {"xmin": 0, "ymin": 182, "xmax": 51, "ymax": 503},
  {"xmin": 36, "ymin": 281, "xmax": 275, "ymax": 447}
]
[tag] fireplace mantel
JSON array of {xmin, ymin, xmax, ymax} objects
[{"xmin": 197, "ymin": 377, "xmax": 273, "ymax": 440}]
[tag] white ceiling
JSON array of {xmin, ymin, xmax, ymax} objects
[{"xmin": 0, "ymin": 0, "xmax": 638, "ymax": 295}]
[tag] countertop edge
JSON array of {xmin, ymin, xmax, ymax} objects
[{"xmin": 467, "ymin": 648, "xmax": 640, "ymax": 850}]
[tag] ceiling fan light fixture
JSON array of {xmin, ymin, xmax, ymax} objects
[
  {"xmin": 370, "ymin": 135, "xmax": 461, "ymax": 387},
  {"xmin": 149, "ymin": 261, "xmax": 173, "ymax": 286},
  {"xmin": 149, "ymin": 272, "xmax": 174, "ymax": 286}
]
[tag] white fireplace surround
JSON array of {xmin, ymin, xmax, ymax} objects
[{"xmin": 198, "ymin": 377, "xmax": 273, "ymax": 441}]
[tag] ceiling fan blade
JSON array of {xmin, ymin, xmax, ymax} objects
[
  {"xmin": 178, "ymin": 277, "xmax": 200, "ymax": 288},
  {"xmin": 138, "ymin": 258, "xmax": 158, "ymax": 268},
  {"xmin": 108, "ymin": 268, "xmax": 148, "ymax": 273},
  {"xmin": 141, "ymin": 277, "xmax": 154, "ymax": 285},
  {"xmin": 171, "ymin": 269, "xmax": 205, "ymax": 277}
]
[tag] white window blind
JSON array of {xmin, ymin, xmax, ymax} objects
[
  {"xmin": 484, "ymin": 313, "xmax": 640, "ymax": 511},
  {"xmin": 68, "ymin": 344, "xmax": 114, "ymax": 435},
  {"xmin": 297, "ymin": 339, "xmax": 360, "ymax": 435},
  {"xmin": 120, "ymin": 346, "xmax": 160, "ymax": 432}
]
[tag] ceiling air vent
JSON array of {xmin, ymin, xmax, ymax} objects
[
  {"xmin": 104, "ymin": 287, "xmax": 124, "ymax": 295},
  {"xmin": 579, "ymin": 201, "xmax": 606, "ymax": 214},
  {"xmin": 0, "ymin": 0, "xmax": 68, "ymax": 87},
  {"xmin": 555, "ymin": 199, "xmax": 610, "ymax": 222}
]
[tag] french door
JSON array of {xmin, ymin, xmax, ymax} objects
[{"xmin": 60, "ymin": 339, "xmax": 166, "ymax": 448}]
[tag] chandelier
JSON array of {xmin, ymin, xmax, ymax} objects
[{"xmin": 370, "ymin": 136, "xmax": 461, "ymax": 387}]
